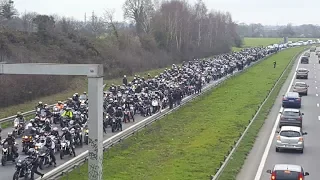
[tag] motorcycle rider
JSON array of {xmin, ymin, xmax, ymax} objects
[
  {"xmin": 61, "ymin": 107, "xmax": 73, "ymax": 120},
  {"xmin": 44, "ymin": 136, "xmax": 56, "ymax": 167},
  {"xmin": 2, "ymin": 132, "xmax": 18, "ymax": 160},
  {"xmin": 15, "ymin": 112, "xmax": 25, "ymax": 124},
  {"xmin": 60, "ymin": 127, "xmax": 76, "ymax": 157},
  {"xmin": 26, "ymin": 148, "xmax": 44, "ymax": 179},
  {"xmin": 56, "ymin": 101, "xmax": 64, "ymax": 110},
  {"xmin": 51, "ymin": 127, "xmax": 59, "ymax": 137},
  {"xmin": 123, "ymin": 75, "xmax": 128, "ymax": 86},
  {"xmin": 43, "ymin": 120, "xmax": 52, "ymax": 132},
  {"xmin": 115, "ymin": 106, "xmax": 123, "ymax": 124},
  {"xmin": 35, "ymin": 101, "xmax": 44, "ymax": 111}
]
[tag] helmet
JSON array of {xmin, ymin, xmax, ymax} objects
[
  {"xmin": 17, "ymin": 112, "xmax": 21, "ymax": 116},
  {"xmin": 8, "ymin": 132, "xmax": 12, "ymax": 137},
  {"xmin": 83, "ymin": 92, "xmax": 87, "ymax": 94},
  {"xmin": 75, "ymin": 93, "xmax": 78, "ymax": 95},
  {"xmin": 39, "ymin": 101, "xmax": 42, "ymax": 105},
  {"xmin": 28, "ymin": 148, "xmax": 36, "ymax": 155},
  {"xmin": 45, "ymin": 119, "xmax": 50, "ymax": 124},
  {"xmin": 58, "ymin": 101, "xmax": 62, "ymax": 104},
  {"xmin": 117, "ymin": 107, "xmax": 122, "ymax": 110},
  {"xmin": 62, "ymin": 127, "xmax": 68, "ymax": 132},
  {"xmin": 30, "ymin": 119, "xmax": 35, "ymax": 123},
  {"xmin": 52, "ymin": 127, "xmax": 58, "ymax": 131},
  {"xmin": 46, "ymin": 136, "xmax": 52, "ymax": 144}
]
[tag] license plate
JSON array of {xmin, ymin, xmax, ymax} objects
[
  {"xmin": 289, "ymin": 100, "xmax": 294, "ymax": 102},
  {"xmin": 285, "ymin": 145, "xmax": 293, "ymax": 147}
]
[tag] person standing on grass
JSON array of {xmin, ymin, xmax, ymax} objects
[{"xmin": 273, "ymin": 60, "xmax": 276, "ymax": 68}]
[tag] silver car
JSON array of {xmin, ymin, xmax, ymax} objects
[
  {"xmin": 276, "ymin": 126, "xmax": 307, "ymax": 153},
  {"xmin": 292, "ymin": 82, "xmax": 309, "ymax": 95},
  {"xmin": 296, "ymin": 68, "xmax": 309, "ymax": 79}
]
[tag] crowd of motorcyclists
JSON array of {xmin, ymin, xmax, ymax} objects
[{"xmin": 0, "ymin": 45, "xmax": 280, "ymax": 179}]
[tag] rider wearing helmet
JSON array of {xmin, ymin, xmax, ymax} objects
[
  {"xmin": 115, "ymin": 107, "xmax": 123, "ymax": 119},
  {"xmin": 51, "ymin": 127, "xmax": 59, "ymax": 137},
  {"xmin": 35, "ymin": 101, "xmax": 44, "ymax": 110},
  {"xmin": 60, "ymin": 127, "xmax": 76, "ymax": 157},
  {"xmin": 43, "ymin": 120, "xmax": 51, "ymax": 132},
  {"xmin": 16, "ymin": 112, "xmax": 25, "ymax": 124},
  {"xmin": 61, "ymin": 107, "xmax": 73, "ymax": 119},
  {"xmin": 56, "ymin": 101, "xmax": 64, "ymax": 110},
  {"xmin": 45, "ymin": 136, "xmax": 56, "ymax": 167},
  {"xmin": 26, "ymin": 148, "xmax": 44, "ymax": 178},
  {"xmin": 3, "ymin": 132, "xmax": 18, "ymax": 159}
]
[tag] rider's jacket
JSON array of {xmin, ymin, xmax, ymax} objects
[{"xmin": 62, "ymin": 110, "xmax": 73, "ymax": 119}]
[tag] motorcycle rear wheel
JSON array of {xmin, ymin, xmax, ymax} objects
[{"xmin": 12, "ymin": 171, "xmax": 19, "ymax": 180}]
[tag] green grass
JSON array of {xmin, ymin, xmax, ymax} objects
[
  {"xmin": 232, "ymin": 37, "xmax": 316, "ymax": 52},
  {"xmin": 59, "ymin": 47, "xmax": 305, "ymax": 180},
  {"xmin": 217, "ymin": 48, "xmax": 307, "ymax": 180}
]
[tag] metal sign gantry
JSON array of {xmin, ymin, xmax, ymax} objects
[{"xmin": 0, "ymin": 63, "xmax": 104, "ymax": 180}]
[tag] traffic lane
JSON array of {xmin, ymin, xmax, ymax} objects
[
  {"xmin": 236, "ymin": 50, "xmax": 304, "ymax": 180},
  {"xmin": 259, "ymin": 56, "xmax": 319, "ymax": 179},
  {"xmin": 0, "ymin": 68, "xmax": 232, "ymax": 179}
]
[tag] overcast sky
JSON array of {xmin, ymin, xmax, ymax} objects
[{"xmin": 14, "ymin": 0, "xmax": 318, "ymax": 25}]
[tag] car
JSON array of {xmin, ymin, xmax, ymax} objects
[
  {"xmin": 292, "ymin": 82, "xmax": 309, "ymax": 95},
  {"xmin": 303, "ymin": 52, "xmax": 310, "ymax": 57},
  {"xmin": 310, "ymin": 46, "xmax": 316, "ymax": 52},
  {"xmin": 279, "ymin": 108, "xmax": 304, "ymax": 128},
  {"xmin": 316, "ymin": 50, "xmax": 320, "ymax": 55},
  {"xmin": 300, "ymin": 56, "xmax": 309, "ymax": 64},
  {"xmin": 295, "ymin": 68, "xmax": 309, "ymax": 79},
  {"xmin": 282, "ymin": 92, "xmax": 301, "ymax": 108},
  {"xmin": 266, "ymin": 164, "xmax": 309, "ymax": 179},
  {"xmin": 275, "ymin": 126, "xmax": 307, "ymax": 153}
]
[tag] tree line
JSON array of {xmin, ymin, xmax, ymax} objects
[
  {"xmin": 237, "ymin": 23, "xmax": 320, "ymax": 38},
  {"xmin": 0, "ymin": 0, "xmax": 241, "ymax": 108}
]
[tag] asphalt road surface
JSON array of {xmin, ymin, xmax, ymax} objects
[
  {"xmin": 0, "ymin": 69, "xmax": 236, "ymax": 179},
  {"xmin": 237, "ymin": 49, "xmax": 319, "ymax": 180}
]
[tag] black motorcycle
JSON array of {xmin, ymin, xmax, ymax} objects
[
  {"xmin": 84, "ymin": 128, "xmax": 89, "ymax": 145},
  {"xmin": 52, "ymin": 106, "xmax": 61, "ymax": 124},
  {"xmin": 60, "ymin": 140, "xmax": 75, "ymax": 159},
  {"xmin": 74, "ymin": 127, "xmax": 83, "ymax": 146},
  {"xmin": 60, "ymin": 117, "xmax": 69, "ymax": 128},
  {"xmin": 1, "ymin": 142, "xmax": 18, "ymax": 166},
  {"xmin": 111, "ymin": 117, "xmax": 122, "ymax": 133},
  {"xmin": 38, "ymin": 147, "xmax": 53, "ymax": 170},
  {"xmin": 12, "ymin": 158, "xmax": 32, "ymax": 180},
  {"xmin": 22, "ymin": 135, "xmax": 34, "ymax": 154}
]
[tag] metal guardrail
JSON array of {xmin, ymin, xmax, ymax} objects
[
  {"xmin": 38, "ymin": 51, "xmax": 279, "ymax": 180},
  {"xmin": 0, "ymin": 84, "xmax": 107, "ymax": 125},
  {"xmin": 210, "ymin": 48, "xmax": 309, "ymax": 180}
]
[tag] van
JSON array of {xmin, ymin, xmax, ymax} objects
[{"xmin": 310, "ymin": 46, "xmax": 316, "ymax": 52}]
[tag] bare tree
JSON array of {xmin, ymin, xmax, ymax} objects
[
  {"xmin": 123, "ymin": 0, "xmax": 154, "ymax": 34},
  {"xmin": 103, "ymin": 9, "xmax": 120, "ymax": 45},
  {"xmin": 21, "ymin": 11, "xmax": 37, "ymax": 32}
]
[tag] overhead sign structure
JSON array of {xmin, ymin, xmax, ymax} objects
[{"xmin": 0, "ymin": 63, "xmax": 104, "ymax": 180}]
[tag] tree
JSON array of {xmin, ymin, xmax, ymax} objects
[
  {"xmin": 103, "ymin": 9, "xmax": 120, "ymax": 45},
  {"xmin": 21, "ymin": 11, "xmax": 37, "ymax": 32},
  {"xmin": 0, "ymin": 0, "xmax": 17, "ymax": 20},
  {"xmin": 123, "ymin": 0, "xmax": 154, "ymax": 34},
  {"xmin": 280, "ymin": 23, "xmax": 295, "ymax": 37},
  {"xmin": 32, "ymin": 15, "xmax": 55, "ymax": 42}
]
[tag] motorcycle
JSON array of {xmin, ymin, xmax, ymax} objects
[
  {"xmin": 52, "ymin": 106, "xmax": 61, "ymax": 124},
  {"xmin": 13, "ymin": 120, "xmax": 24, "ymax": 137},
  {"xmin": 50, "ymin": 135, "xmax": 61, "ymax": 152},
  {"xmin": 111, "ymin": 117, "xmax": 122, "ymax": 133},
  {"xmin": 60, "ymin": 116, "xmax": 69, "ymax": 128},
  {"xmin": 1, "ymin": 141, "xmax": 18, "ymax": 166},
  {"xmin": 73, "ymin": 127, "xmax": 83, "ymax": 146},
  {"xmin": 12, "ymin": 158, "xmax": 32, "ymax": 180},
  {"xmin": 123, "ymin": 108, "xmax": 133, "ymax": 123},
  {"xmin": 60, "ymin": 139, "xmax": 75, "ymax": 159},
  {"xmin": 21, "ymin": 135, "xmax": 33, "ymax": 154},
  {"xmin": 38, "ymin": 147, "xmax": 53, "ymax": 170}
]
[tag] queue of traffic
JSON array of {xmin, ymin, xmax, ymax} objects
[{"xmin": 265, "ymin": 47, "xmax": 320, "ymax": 180}]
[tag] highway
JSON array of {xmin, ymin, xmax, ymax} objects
[
  {"xmin": 0, "ymin": 69, "xmax": 234, "ymax": 179},
  {"xmin": 237, "ymin": 49, "xmax": 318, "ymax": 180}
]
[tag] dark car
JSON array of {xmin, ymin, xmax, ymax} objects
[
  {"xmin": 300, "ymin": 56, "xmax": 309, "ymax": 64},
  {"xmin": 266, "ymin": 164, "xmax": 309, "ymax": 180},
  {"xmin": 279, "ymin": 108, "xmax": 304, "ymax": 128},
  {"xmin": 282, "ymin": 92, "xmax": 301, "ymax": 108}
]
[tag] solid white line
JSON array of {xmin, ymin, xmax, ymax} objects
[
  {"xmin": 317, "ymin": 103, "xmax": 319, "ymax": 107},
  {"xmin": 318, "ymin": 116, "xmax": 320, "ymax": 121},
  {"xmin": 254, "ymin": 53, "xmax": 302, "ymax": 180}
]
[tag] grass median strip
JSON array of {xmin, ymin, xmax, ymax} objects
[
  {"xmin": 59, "ymin": 47, "xmax": 305, "ymax": 180},
  {"xmin": 216, "ymin": 48, "xmax": 306, "ymax": 180}
]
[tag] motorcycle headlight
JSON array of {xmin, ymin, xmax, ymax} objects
[{"xmin": 85, "ymin": 130, "xmax": 89, "ymax": 133}]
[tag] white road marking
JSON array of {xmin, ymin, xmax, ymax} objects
[
  {"xmin": 318, "ymin": 116, "xmax": 320, "ymax": 121},
  {"xmin": 317, "ymin": 103, "xmax": 319, "ymax": 107},
  {"xmin": 254, "ymin": 53, "xmax": 302, "ymax": 180},
  {"xmin": 317, "ymin": 94, "xmax": 319, "ymax": 96},
  {"xmin": 316, "ymin": 87, "xmax": 318, "ymax": 89},
  {"xmin": 315, "ymin": 81, "xmax": 317, "ymax": 83}
]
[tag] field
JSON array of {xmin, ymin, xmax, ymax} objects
[
  {"xmin": 59, "ymin": 47, "xmax": 305, "ymax": 180},
  {"xmin": 232, "ymin": 37, "xmax": 316, "ymax": 52}
]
